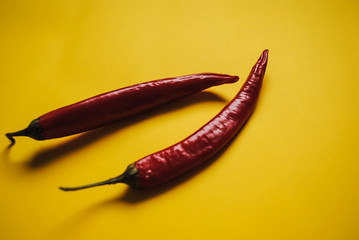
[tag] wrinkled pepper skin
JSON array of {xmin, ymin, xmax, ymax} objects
[
  {"xmin": 134, "ymin": 50, "xmax": 268, "ymax": 187},
  {"xmin": 59, "ymin": 50, "xmax": 268, "ymax": 192},
  {"xmin": 6, "ymin": 73, "xmax": 239, "ymax": 143}
]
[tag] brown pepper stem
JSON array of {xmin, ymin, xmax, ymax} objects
[
  {"xmin": 6, "ymin": 131, "xmax": 25, "ymax": 145},
  {"xmin": 5, "ymin": 119, "xmax": 44, "ymax": 144}
]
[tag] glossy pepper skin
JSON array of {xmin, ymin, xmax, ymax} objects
[
  {"xmin": 135, "ymin": 50, "xmax": 268, "ymax": 187},
  {"xmin": 6, "ymin": 73, "xmax": 239, "ymax": 144},
  {"xmin": 59, "ymin": 50, "xmax": 268, "ymax": 191}
]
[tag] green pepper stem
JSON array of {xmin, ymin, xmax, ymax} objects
[{"xmin": 59, "ymin": 174, "xmax": 126, "ymax": 191}]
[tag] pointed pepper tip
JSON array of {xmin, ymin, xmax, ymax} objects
[
  {"xmin": 263, "ymin": 49, "xmax": 269, "ymax": 58},
  {"xmin": 257, "ymin": 49, "xmax": 269, "ymax": 66}
]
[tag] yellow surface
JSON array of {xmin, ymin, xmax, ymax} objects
[{"xmin": 0, "ymin": 0, "xmax": 358, "ymax": 239}]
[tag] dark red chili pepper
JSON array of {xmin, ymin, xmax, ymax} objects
[
  {"xmin": 59, "ymin": 50, "xmax": 268, "ymax": 191},
  {"xmin": 6, "ymin": 73, "xmax": 239, "ymax": 144}
]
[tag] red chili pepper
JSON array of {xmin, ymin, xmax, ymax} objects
[
  {"xmin": 6, "ymin": 73, "xmax": 239, "ymax": 144},
  {"xmin": 59, "ymin": 50, "xmax": 268, "ymax": 191}
]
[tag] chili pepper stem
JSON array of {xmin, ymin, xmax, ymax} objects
[
  {"xmin": 6, "ymin": 128, "xmax": 34, "ymax": 144},
  {"xmin": 59, "ymin": 174, "xmax": 126, "ymax": 191},
  {"xmin": 5, "ymin": 131, "xmax": 25, "ymax": 145},
  {"xmin": 6, "ymin": 119, "xmax": 43, "ymax": 144},
  {"xmin": 60, "ymin": 163, "xmax": 140, "ymax": 191}
]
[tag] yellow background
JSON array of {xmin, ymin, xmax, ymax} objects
[{"xmin": 1, "ymin": 0, "xmax": 358, "ymax": 239}]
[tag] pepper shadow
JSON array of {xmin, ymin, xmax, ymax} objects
[
  {"xmin": 107, "ymin": 112, "xmax": 255, "ymax": 204},
  {"xmin": 24, "ymin": 91, "xmax": 226, "ymax": 169},
  {"xmin": 1, "ymin": 145, "xmax": 11, "ymax": 164}
]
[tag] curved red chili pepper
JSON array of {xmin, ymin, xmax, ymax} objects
[
  {"xmin": 6, "ymin": 73, "xmax": 238, "ymax": 144},
  {"xmin": 60, "ymin": 50, "xmax": 268, "ymax": 191}
]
